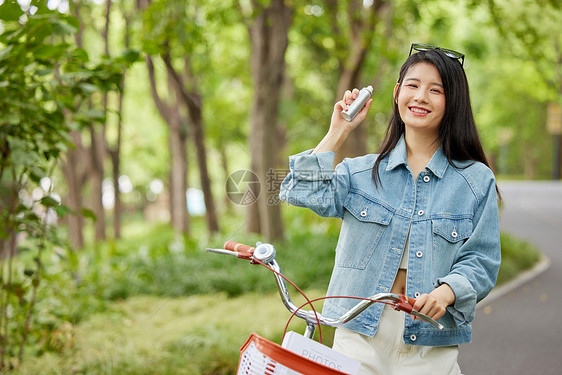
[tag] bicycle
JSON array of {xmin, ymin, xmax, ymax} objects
[{"xmin": 207, "ymin": 240, "xmax": 444, "ymax": 375}]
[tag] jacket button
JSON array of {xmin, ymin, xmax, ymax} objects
[
  {"xmin": 414, "ymin": 292, "xmax": 421, "ymax": 298},
  {"xmin": 416, "ymin": 251, "xmax": 423, "ymax": 258},
  {"xmin": 423, "ymin": 176, "xmax": 430, "ymax": 182},
  {"xmin": 410, "ymin": 334, "xmax": 417, "ymax": 341},
  {"xmin": 418, "ymin": 210, "xmax": 424, "ymax": 216},
  {"xmin": 360, "ymin": 210, "xmax": 367, "ymax": 217},
  {"xmin": 451, "ymin": 231, "xmax": 458, "ymax": 238}
]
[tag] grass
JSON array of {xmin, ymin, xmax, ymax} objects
[
  {"xmin": 11, "ymin": 211, "xmax": 542, "ymax": 374},
  {"xmin": 14, "ymin": 293, "xmax": 319, "ymax": 375}
]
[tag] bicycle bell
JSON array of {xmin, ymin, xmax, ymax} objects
[{"xmin": 253, "ymin": 243, "xmax": 276, "ymax": 262}]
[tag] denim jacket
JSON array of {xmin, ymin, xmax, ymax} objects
[{"xmin": 279, "ymin": 136, "xmax": 501, "ymax": 346}]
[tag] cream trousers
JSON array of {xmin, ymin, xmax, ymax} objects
[{"xmin": 332, "ymin": 305, "xmax": 462, "ymax": 375}]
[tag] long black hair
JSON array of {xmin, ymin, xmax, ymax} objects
[{"xmin": 372, "ymin": 48, "xmax": 499, "ymax": 197}]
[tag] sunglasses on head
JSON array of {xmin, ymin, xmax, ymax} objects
[{"xmin": 409, "ymin": 43, "xmax": 465, "ymax": 66}]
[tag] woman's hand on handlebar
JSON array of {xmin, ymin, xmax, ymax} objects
[{"xmin": 411, "ymin": 284, "xmax": 456, "ymax": 321}]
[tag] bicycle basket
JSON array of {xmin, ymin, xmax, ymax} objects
[{"xmin": 237, "ymin": 333, "xmax": 349, "ymax": 375}]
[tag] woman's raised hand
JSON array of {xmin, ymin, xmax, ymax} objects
[
  {"xmin": 313, "ymin": 88, "xmax": 373, "ymax": 154},
  {"xmin": 329, "ymin": 88, "xmax": 373, "ymax": 134}
]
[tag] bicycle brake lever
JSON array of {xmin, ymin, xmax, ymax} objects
[
  {"xmin": 206, "ymin": 247, "xmax": 254, "ymax": 260},
  {"xmin": 206, "ymin": 248, "xmax": 240, "ymax": 257},
  {"xmin": 409, "ymin": 310, "xmax": 444, "ymax": 330},
  {"xmin": 392, "ymin": 295, "xmax": 444, "ymax": 330}
]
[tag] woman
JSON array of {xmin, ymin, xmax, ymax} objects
[{"xmin": 279, "ymin": 44, "xmax": 501, "ymax": 374}]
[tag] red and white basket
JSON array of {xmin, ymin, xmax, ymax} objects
[{"xmin": 237, "ymin": 333, "xmax": 349, "ymax": 375}]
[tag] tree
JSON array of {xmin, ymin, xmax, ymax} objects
[
  {"xmin": 106, "ymin": 1, "xmax": 135, "ymax": 239},
  {"xmin": 163, "ymin": 52, "xmax": 219, "ymax": 234},
  {"xmin": 484, "ymin": 0, "xmax": 562, "ymax": 178},
  {"xmin": 144, "ymin": 52, "xmax": 191, "ymax": 235},
  {"xmin": 0, "ymin": 2, "xmax": 128, "ymax": 367},
  {"xmin": 241, "ymin": 0, "xmax": 293, "ymax": 241},
  {"xmin": 327, "ymin": 0, "xmax": 392, "ymax": 165},
  {"xmin": 140, "ymin": 0, "xmax": 219, "ymax": 235}
]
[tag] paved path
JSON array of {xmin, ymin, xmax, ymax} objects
[{"xmin": 458, "ymin": 181, "xmax": 562, "ymax": 374}]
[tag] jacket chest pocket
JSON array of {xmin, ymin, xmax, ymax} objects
[
  {"xmin": 431, "ymin": 218, "xmax": 473, "ymax": 268},
  {"xmin": 336, "ymin": 192, "xmax": 394, "ymax": 270},
  {"xmin": 432, "ymin": 218, "xmax": 472, "ymax": 243}
]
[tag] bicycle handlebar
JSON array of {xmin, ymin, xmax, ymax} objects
[
  {"xmin": 206, "ymin": 241, "xmax": 444, "ymax": 331},
  {"xmin": 224, "ymin": 241, "xmax": 255, "ymax": 254},
  {"xmin": 206, "ymin": 241, "xmax": 256, "ymax": 259}
]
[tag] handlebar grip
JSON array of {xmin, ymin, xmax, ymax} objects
[
  {"xmin": 394, "ymin": 294, "xmax": 416, "ymax": 314},
  {"xmin": 223, "ymin": 241, "xmax": 255, "ymax": 253},
  {"xmin": 405, "ymin": 296, "xmax": 416, "ymax": 307}
]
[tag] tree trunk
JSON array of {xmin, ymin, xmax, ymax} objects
[
  {"xmin": 219, "ymin": 146, "xmax": 233, "ymax": 211},
  {"xmin": 163, "ymin": 54, "xmax": 219, "ymax": 234},
  {"xmin": 61, "ymin": 1, "xmax": 89, "ymax": 250},
  {"xmin": 185, "ymin": 94, "xmax": 219, "ymax": 233},
  {"xmin": 108, "ymin": 3, "xmax": 132, "ymax": 240},
  {"xmin": 245, "ymin": 0, "xmax": 292, "ymax": 241},
  {"xmin": 62, "ymin": 131, "xmax": 86, "ymax": 249},
  {"xmin": 89, "ymin": 111, "xmax": 107, "ymax": 242},
  {"xmin": 169, "ymin": 71, "xmax": 189, "ymax": 234},
  {"xmin": 168, "ymin": 101, "xmax": 189, "ymax": 233},
  {"xmin": 332, "ymin": 0, "xmax": 389, "ymax": 165},
  {"xmin": 146, "ymin": 55, "xmax": 190, "ymax": 235},
  {"xmin": 85, "ymin": 0, "xmax": 116, "ymax": 243}
]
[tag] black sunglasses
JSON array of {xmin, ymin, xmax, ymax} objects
[{"xmin": 409, "ymin": 43, "xmax": 465, "ymax": 66}]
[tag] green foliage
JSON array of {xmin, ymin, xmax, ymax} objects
[
  {"xmin": 140, "ymin": 0, "xmax": 251, "ymax": 157},
  {"xmin": 496, "ymin": 232, "xmax": 541, "ymax": 285},
  {"xmin": 64, "ymin": 209, "xmax": 340, "ymax": 300},
  {"xmin": 0, "ymin": 1, "xmax": 137, "ymax": 369},
  {"xmin": 464, "ymin": 0, "xmax": 559, "ymax": 178}
]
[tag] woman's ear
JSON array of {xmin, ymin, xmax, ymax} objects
[{"xmin": 393, "ymin": 83, "xmax": 400, "ymax": 104}]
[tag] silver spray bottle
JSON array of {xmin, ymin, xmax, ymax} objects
[{"xmin": 341, "ymin": 85, "xmax": 373, "ymax": 121}]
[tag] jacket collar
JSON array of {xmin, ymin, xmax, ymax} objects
[{"xmin": 386, "ymin": 134, "xmax": 448, "ymax": 178}]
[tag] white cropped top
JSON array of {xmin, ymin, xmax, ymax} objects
[{"xmin": 399, "ymin": 227, "xmax": 411, "ymax": 269}]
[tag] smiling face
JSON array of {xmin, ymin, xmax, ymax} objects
[{"xmin": 394, "ymin": 62, "xmax": 446, "ymax": 138}]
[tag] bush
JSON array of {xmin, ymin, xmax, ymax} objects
[
  {"xmin": 497, "ymin": 232, "xmax": 540, "ymax": 285},
  {"xmin": 76, "ymin": 209, "xmax": 342, "ymax": 299}
]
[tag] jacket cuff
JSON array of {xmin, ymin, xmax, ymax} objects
[
  {"xmin": 436, "ymin": 273, "xmax": 477, "ymax": 326},
  {"xmin": 289, "ymin": 150, "xmax": 336, "ymax": 181}
]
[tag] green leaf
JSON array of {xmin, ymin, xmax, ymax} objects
[
  {"xmin": 0, "ymin": 1, "xmax": 23, "ymax": 22},
  {"xmin": 52, "ymin": 18, "xmax": 78, "ymax": 36},
  {"xmin": 78, "ymin": 83, "xmax": 100, "ymax": 94},
  {"xmin": 68, "ymin": 48, "xmax": 89, "ymax": 62},
  {"xmin": 32, "ymin": 43, "xmax": 69, "ymax": 60},
  {"xmin": 119, "ymin": 49, "xmax": 142, "ymax": 65},
  {"xmin": 81, "ymin": 208, "xmax": 97, "ymax": 222},
  {"xmin": 84, "ymin": 109, "xmax": 107, "ymax": 122},
  {"xmin": 53, "ymin": 204, "xmax": 71, "ymax": 218},
  {"xmin": 0, "ymin": 45, "xmax": 14, "ymax": 61},
  {"xmin": 40, "ymin": 196, "xmax": 60, "ymax": 208},
  {"xmin": 24, "ymin": 269, "xmax": 36, "ymax": 277},
  {"xmin": 29, "ymin": 167, "xmax": 45, "ymax": 183}
]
